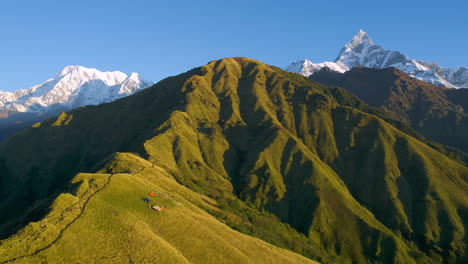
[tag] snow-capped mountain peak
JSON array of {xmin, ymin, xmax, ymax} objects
[
  {"xmin": 287, "ymin": 59, "xmax": 348, "ymax": 77},
  {"xmin": 0, "ymin": 65, "xmax": 153, "ymax": 116},
  {"xmin": 57, "ymin": 65, "xmax": 88, "ymax": 76},
  {"xmin": 342, "ymin": 29, "xmax": 374, "ymax": 51},
  {"xmin": 56, "ymin": 65, "xmax": 128, "ymax": 86},
  {"xmin": 118, "ymin": 72, "xmax": 152, "ymax": 95},
  {"xmin": 127, "ymin": 72, "xmax": 144, "ymax": 82},
  {"xmin": 335, "ymin": 30, "xmax": 377, "ymax": 64},
  {"xmin": 286, "ymin": 30, "xmax": 468, "ymax": 88}
]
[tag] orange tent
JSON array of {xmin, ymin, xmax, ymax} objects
[{"xmin": 148, "ymin": 192, "xmax": 156, "ymax": 196}]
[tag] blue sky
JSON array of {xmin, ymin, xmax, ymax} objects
[{"xmin": 0, "ymin": 0, "xmax": 467, "ymax": 91}]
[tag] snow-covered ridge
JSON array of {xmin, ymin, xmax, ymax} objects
[
  {"xmin": 285, "ymin": 30, "xmax": 468, "ymax": 88},
  {"xmin": 0, "ymin": 66, "xmax": 153, "ymax": 115}
]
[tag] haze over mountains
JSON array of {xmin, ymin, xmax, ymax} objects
[
  {"xmin": 0, "ymin": 66, "xmax": 152, "ymax": 140},
  {"xmin": 0, "ymin": 58, "xmax": 466, "ymax": 263},
  {"xmin": 286, "ymin": 30, "xmax": 468, "ymax": 88}
]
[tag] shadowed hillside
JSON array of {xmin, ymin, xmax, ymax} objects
[
  {"xmin": 0, "ymin": 58, "xmax": 467, "ymax": 263},
  {"xmin": 310, "ymin": 66, "xmax": 468, "ymax": 153}
]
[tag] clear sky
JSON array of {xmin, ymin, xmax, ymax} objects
[{"xmin": 0, "ymin": 0, "xmax": 467, "ymax": 91}]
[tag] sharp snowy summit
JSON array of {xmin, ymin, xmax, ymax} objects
[
  {"xmin": 0, "ymin": 66, "xmax": 153, "ymax": 116},
  {"xmin": 286, "ymin": 30, "xmax": 468, "ymax": 88}
]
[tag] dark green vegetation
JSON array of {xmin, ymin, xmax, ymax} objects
[
  {"xmin": 0, "ymin": 112, "xmax": 56, "ymax": 141},
  {"xmin": 445, "ymin": 88, "xmax": 468, "ymax": 114},
  {"xmin": 310, "ymin": 66, "xmax": 468, "ymax": 154},
  {"xmin": 0, "ymin": 58, "xmax": 467, "ymax": 263}
]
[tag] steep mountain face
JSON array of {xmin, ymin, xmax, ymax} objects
[
  {"xmin": 445, "ymin": 88, "xmax": 468, "ymax": 114},
  {"xmin": 0, "ymin": 66, "xmax": 152, "ymax": 140},
  {"xmin": 286, "ymin": 30, "xmax": 468, "ymax": 88},
  {"xmin": 309, "ymin": 66, "xmax": 468, "ymax": 153},
  {"xmin": 0, "ymin": 58, "xmax": 467, "ymax": 263}
]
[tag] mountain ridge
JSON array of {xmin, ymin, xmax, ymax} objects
[
  {"xmin": 286, "ymin": 30, "xmax": 468, "ymax": 88},
  {"xmin": 0, "ymin": 153, "xmax": 317, "ymax": 264},
  {"xmin": 309, "ymin": 66, "xmax": 468, "ymax": 153},
  {"xmin": 0, "ymin": 57, "xmax": 466, "ymax": 263}
]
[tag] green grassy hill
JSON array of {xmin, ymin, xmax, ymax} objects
[
  {"xmin": 0, "ymin": 153, "xmax": 317, "ymax": 264},
  {"xmin": 0, "ymin": 57, "xmax": 467, "ymax": 263}
]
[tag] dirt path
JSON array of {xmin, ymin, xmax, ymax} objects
[{"xmin": 2, "ymin": 173, "xmax": 116, "ymax": 264}]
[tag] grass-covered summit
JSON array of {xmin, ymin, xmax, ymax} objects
[{"xmin": 0, "ymin": 57, "xmax": 467, "ymax": 263}]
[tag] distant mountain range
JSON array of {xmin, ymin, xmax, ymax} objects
[
  {"xmin": 286, "ymin": 30, "xmax": 468, "ymax": 88},
  {"xmin": 0, "ymin": 66, "xmax": 152, "ymax": 115},
  {"xmin": 1, "ymin": 58, "xmax": 466, "ymax": 263},
  {"xmin": 0, "ymin": 66, "xmax": 152, "ymax": 140},
  {"xmin": 0, "ymin": 29, "xmax": 467, "ymax": 263}
]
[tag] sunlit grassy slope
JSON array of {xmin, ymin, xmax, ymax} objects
[
  {"xmin": 0, "ymin": 153, "xmax": 317, "ymax": 264},
  {"xmin": 0, "ymin": 57, "xmax": 467, "ymax": 263}
]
